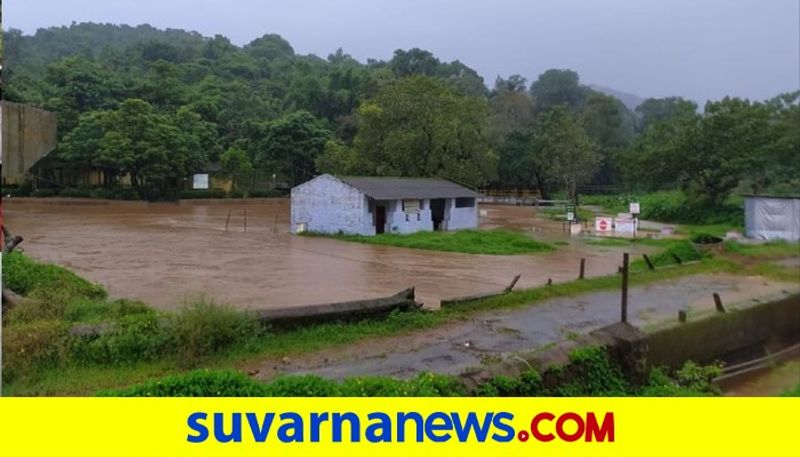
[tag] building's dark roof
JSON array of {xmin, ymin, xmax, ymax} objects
[{"xmin": 337, "ymin": 176, "xmax": 482, "ymax": 200}]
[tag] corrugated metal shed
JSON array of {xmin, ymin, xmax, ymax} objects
[{"xmin": 338, "ymin": 176, "xmax": 482, "ymax": 200}]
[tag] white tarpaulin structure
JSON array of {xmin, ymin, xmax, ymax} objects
[{"xmin": 744, "ymin": 196, "xmax": 800, "ymax": 241}]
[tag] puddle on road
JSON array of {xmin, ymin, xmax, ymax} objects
[{"xmin": 5, "ymin": 198, "xmax": 652, "ymax": 310}]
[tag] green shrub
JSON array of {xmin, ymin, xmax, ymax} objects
[
  {"xmin": 171, "ymin": 298, "xmax": 264, "ymax": 362},
  {"xmin": 2, "ymin": 320, "xmax": 67, "ymax": 383},
  {"xmin": 631, "ymin": 240, "xmax": 704, "ymax": 270},
  {"xmin": 99, "ymin": 369, "xmax": 271, "ymax": 397},
  {"xmin": 263, "ymin": 375, "xmax": 339, "ymax": 396},
  {"xmin": 690, "ymin": 233, "xmax": 723, "ymax": 244},
  {"xmin": 30, "ymin": 188, "xmax": 58, "ymax": 197},
  {"xmin": 69, "ymin": 314, "xmax": 175, "ymax": 365},
  {"xmin": 639, "ymin": 191, "xmax": 742, "ymax": 225},
  {"xmin": 63, "ymin": 298, "xmax": 156, "ymax": 323},
  {"xmin": 248, "ymin": 189, "xmax": 286, "ymax": 198},
  {"xmin": 2, "ymin": 253, "xmax": 106, "ymax": 300},
  {"xmin": 478, "ymin": 370, "xmax": 543, "ymax": 396},
  {"xmin": 178, "ymin": 189, "xmax": 226, "ymax": 199}
]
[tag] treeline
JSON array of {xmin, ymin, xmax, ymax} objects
[{"xmin": 3, "ymin": 23, "xmax": 798, "ymax": 210}]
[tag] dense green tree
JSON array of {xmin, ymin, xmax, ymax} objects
[
  {"xmin": 635, "ymin": 97, "xmax": 698, "ymax": 132},
  {"xmin": 60, "ymin": 99, "xmax": 210, "ymax": 189},
  {"xmin": 344, "ymin": 76, "xmax": 496, "ymax": 187},
  {"xmin": 530, "ymin": 69, "xmax": 588, "ymax": 112},
  {"xmin": 534, "ymin": 107, "xmax": 600, "ymax": 203},
  {"xmin": 220, "ymin": 147, "xmax": 254, "ymax": 191},
  {"xmin": 247, "ymin": 111, "xmax": 332, "ymax": 185}
]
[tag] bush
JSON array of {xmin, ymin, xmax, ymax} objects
[
  {"xmin": 69, "ymin": 314, "xmax": 175, "ymax": 365},
  {"xmin": 2, "ymin": 253, "xmax": 106, "ymax": 300},
  {"xmin": 178, "ymin": 189, "xmax": 226, "ymax": 199},
  {"xmin": 64, "ymin": 298, "xmax": 156, "ymax": 323},
  {"xmin": 478, "ymin": 370, "xmax": 543, "ymax": 396},
  {"xmin": 2, "ymin": 320, "xmax": 67, "ymax": 383},
  {"xmin": 248, "ymin": 189, "xmax": 287, "ymax": 198},
  {"xmin": 30, "ymin": 188, "xmax": 58, "ymax": 197},
  {"xmin": 690, "ymin": 233, "xmax": 723, "ymax": 244},
  {"xmin": 639, "ymin": 191, "xmax": 742, "ymax": 225},
  {"xmin": 171, "ymin": 299, "xmax": 264, "ymax": 362},
  {"xmin": 99, "ymin": 369, "xmax": 271, "ymax": 397}
]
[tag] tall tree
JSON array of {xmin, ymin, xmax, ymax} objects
[
  {"xmin": 635, "ymin": 97, "xmax": 698, "ymax": 132},
  {"xmin": 529, "ymin": 69, "xmax": 587, "ymax": 112},
  {"xmin": 337, "ymin": 76, "xmax": 496, "ymax": 187},
  {"xmin": 534, "ymin": 107, "xmax": 600, "ymax": 203}
]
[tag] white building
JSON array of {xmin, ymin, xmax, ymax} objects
[{"xmin": 291, "ymin": 174, "xmax": 481, "ymax": 235}]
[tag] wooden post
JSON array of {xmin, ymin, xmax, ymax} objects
[
  {"xmin": 547, "ymin": 278, "xmax": 552, "ymax": 286},
  {"xmin": 642, "ymin": 254, "xmax": 655, "ymax": 271},
  {"xmin": 244, "ymin": 208, "xmax": 247, "ymax": 232},
  {"xmin": 621, "ymin": 252, "xmax": 629, "ymax": 323},
  {"xmin": 579, "ymin": 258, "xmax": 586, "ymax": 279},
  {"xmin": 273, "ymin": 201, "xmax": 280, "ymax": 234},
  {"xmin": 504, "ymin": 274, "xmax": 521, "ymax": 293},
  {"xmin": 713, "ymin": 293, "xmax": 726, "ymax": 313},
  {"xmin": 225, "ymin": 209, "xmax": 231, "ymax": 231},
  {"xmin": 678, "ymin": 310, "xmax": 687, "ymax": 323}
]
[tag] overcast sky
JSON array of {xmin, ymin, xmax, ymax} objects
[{"xmin": 5, "ymin": 0, "xmax": 799, "ymax": 104}]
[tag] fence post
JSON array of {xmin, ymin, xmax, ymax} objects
[
  {"xmin": 642, "ymin": 254, "xmax": 655, "ymax": 270},
  {"xmin": 621, "ymin": 253, "xmax": 629, "ymax": 323},
  {"xmin": 713, "ymin": 293, "xmax": 726, "ymax": 313},
  {"xmin": 579, "ymin": 258, "xmax": 586, "ymax": 279},
  {"xmin": 225, "ymin": 209, "xmax": 231, "ymax": 231}
]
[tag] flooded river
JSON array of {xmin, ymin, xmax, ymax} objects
[{"xmin": 4, "ymin": 198, "xmax": 650, "ymax": 311}]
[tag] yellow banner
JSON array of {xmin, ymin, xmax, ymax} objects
[{"xmin": 0, "ymin": 398, "xmax": 797, "ymax": 457}]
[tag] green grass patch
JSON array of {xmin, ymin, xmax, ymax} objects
[
  {"xmin": 724, "ymin": 240, "xmax": 799, "ymax": 258},
  {"xmin": 781, "ymin": 383, "xmax": 800, "ymax": 397},
  {"xmin": 307, "ymin": 229, "xmax": 554, "ymax": 255},
  {"xmin": 2, "ymin": 252, "xmax": 106, "ymax": 300},
  {"xmin": 99, "ymin": 348, "xmax": 720, "ymax": 397}
]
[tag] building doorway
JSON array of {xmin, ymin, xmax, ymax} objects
[
  {"xmin": 430, "ymin": 198, "xmax": 446, "ymax": 231},
  {"xmin": 375, "ymin": 205, "xmax": 386, "ymax": 234}
]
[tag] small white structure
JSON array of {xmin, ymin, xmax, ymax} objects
[
  {"xmin": 291, "ymin": 174, "xmax": 481, "ymax": 235},
  {"xmin": 744, "ymin": 195, "xmax": 800, "ymax": 241}
]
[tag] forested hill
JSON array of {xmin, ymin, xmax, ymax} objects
[{"xmin": 3, "ymin": 22, "xmax": 797, "ymax": 211}]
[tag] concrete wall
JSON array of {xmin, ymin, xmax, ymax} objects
[
  {"xmin": 290, "ymin": 174, "xmax": 369, "ymax": 235},
  {"xmin": 446, "ymin": 198, "xmax": 479, "ymax": 230},
  {"xmin": 1, "ymin": 102, "xmax": 58, "ymax": 185},
  {"xmin": 291, "ymin": 176, "xmax": 478, "ymax": 236},
  {"xmin": 383, "ymin": 198, "xmax": 434, "ymax": 234}
]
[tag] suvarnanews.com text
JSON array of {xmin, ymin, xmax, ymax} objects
[{"xmin": 187, "ymin": 410, "xmax": 614, "ymax": 444}]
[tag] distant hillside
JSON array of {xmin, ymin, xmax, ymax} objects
[{"xmin": 589, "ymin": 85, "xmax": 646, "ymax": 111}]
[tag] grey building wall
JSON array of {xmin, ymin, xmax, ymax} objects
[{"xmin": 291, "ymin": 174, "xmax": 370, "ymax": 235}]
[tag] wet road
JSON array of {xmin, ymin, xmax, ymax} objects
[
  {"xmin": 273, "ymin": 275, "xmax": 799, "ymax": 379},
  {"xmin": 4, "ymin": 198, "xmax": 650, "ymax": 310}
]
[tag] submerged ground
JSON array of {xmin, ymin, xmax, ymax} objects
[{"xmin": 4, "ymin": 198, "xmax": 652, "ymax": 310}]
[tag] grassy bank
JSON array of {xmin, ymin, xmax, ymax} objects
[
  {"xmin": 101, "ymin": 347, "xmax": 721, "ymax": 397},
  {"xmin": 305, "ymin": 229, "xmax": 554, "ymax": 255}
]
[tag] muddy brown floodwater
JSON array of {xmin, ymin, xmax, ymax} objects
[{"xmin": 4, "ymin": 198, "xmax": 652, "ymax": 311}]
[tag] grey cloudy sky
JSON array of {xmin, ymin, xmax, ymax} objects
[{"xmin": 5, "ymin": 0, "xmax": 799, "ymax": 103}]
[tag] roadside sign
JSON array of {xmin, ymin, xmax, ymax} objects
[
  {"xmin": 630, "ymin": 202, "xmax": 640, "ymax": 214},
  {"xmin": 615, "ymin": 217, "xmax": 636, "ymax": 233},
  {"xmin": 566, "ymin": 211, "xmax": 575, "ymax": 221},
  {"xmin": 595, "ymin": 216, "xmax": 612, "ymax": 232}
]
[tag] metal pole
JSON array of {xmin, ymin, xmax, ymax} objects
[{"xmin": 621, "ymin": 252, "xmax": 629, "ymax": 323}]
